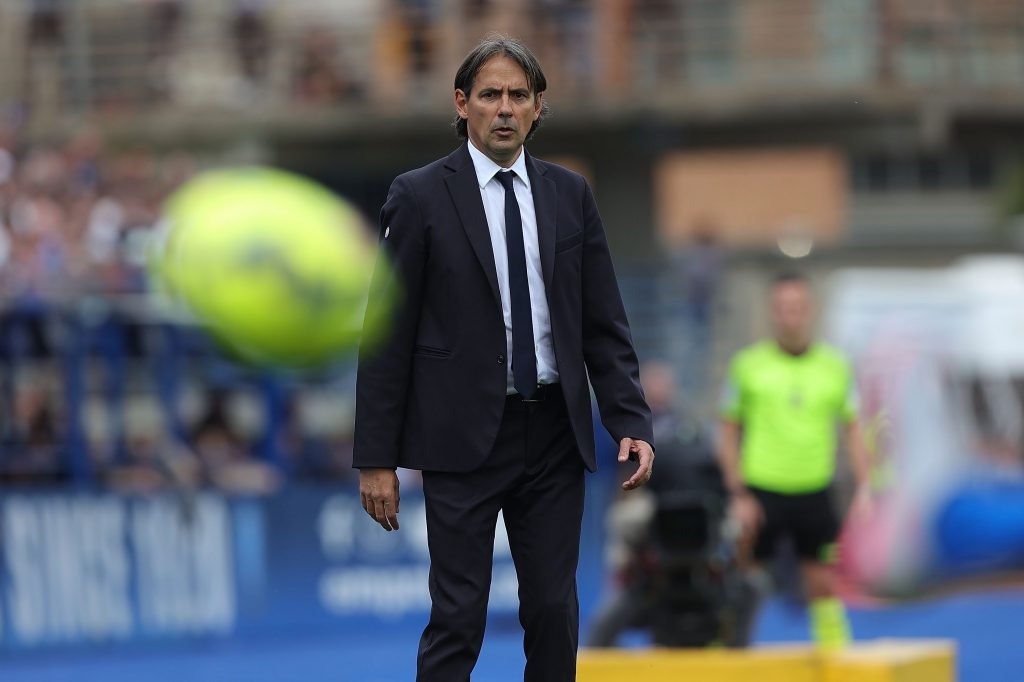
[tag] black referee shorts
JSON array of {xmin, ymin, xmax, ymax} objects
[{"xmin": 748, "ymin": 486, "xmax": 840, "ymax": 563}]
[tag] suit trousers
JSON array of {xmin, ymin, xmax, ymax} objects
[{"xmin": 416, "ymin": 385, "xmax": 585, "ymax": 682}]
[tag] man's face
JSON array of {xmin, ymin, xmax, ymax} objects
[
  {"xmin": 770, "ymin": 281, "xmax": 814, "ymax": 343},
  {"xmin": 455, "ymin": 55, "xmax": 543, "ymax": 167}
]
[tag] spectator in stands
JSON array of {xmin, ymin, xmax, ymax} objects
[
  {"xmin": 531, "ymin": 0, "xmax": 594, "ymax": 92},
  {"xmin": 232, "ymin": 0, "xmax": 272, "ymax": 86},
  {"xmin": 1, "ymin": 148, "xmax": 73, "ymax": 365},
  {"xmin": 64, "ymin": 128, "xmax": 103, "ymax": 196},
  {"xmin": 24, "ymin": 0, "xmax": 66, "ymax": 118},
  {"xmin": 676, "ymin": 225, "xmax": 721, "ymax": 334},
  {"xmin": 26, "ymin": 0, "xmax": 64, "ymax": 47},
  {"xmin": 190, "ymin": 388, "xmax": 279, "ymax": 494},
  {"xmin": 629, "ymin": 0, "xmax": 683, "ymax": 86},
  {"xmin": 670, "ymin": 221, "xmax": 722, "ymax": 396},
  {"xmin": 105, "ymin": 397, "xmax": 201, "ymax": 493},
  {"xmin": 462, "ymin": 0, "xmax": 492, "ymax": 20},
  {"xmin": 0, "ymin": 371, "xmax": 64, "ymax": 484},
  {"xmin": 147, "ymin": 0, "xmax": 185, "ymax": 60},
  {"xmin": 145, "ymin": 0, "xmax": 187, "ymax": 100},
  {"xmin": 293, "ymin": 27, "xmax": 358, "ymax": 104},
  {"xmin": 395, "ymin": 0, "xmax": 437, "ymax": 79},
  {"xmin": 0, "ymin": 125, "xmax": 18, "ymax": 194}
]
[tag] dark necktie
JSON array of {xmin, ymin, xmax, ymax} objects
[{"xmin": 495, "ymin": 170, "xmax": 537, "ymax": 399}]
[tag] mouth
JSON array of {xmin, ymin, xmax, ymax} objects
[{"xmin": 493, "ymin": 126, "xmax": 516, "ymax": 137}]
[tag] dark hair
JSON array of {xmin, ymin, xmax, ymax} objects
[
  {"xmin": 772, "ymin": 271, "xmax": 810, "ymax": 287},
  {"xmin": 453, "ymin": 35, "xmax": 550, "ymax": 141}
]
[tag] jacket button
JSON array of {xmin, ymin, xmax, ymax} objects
[{"xmin": 497, "ymin": 354, "xmax": 506, "ymax": 366}]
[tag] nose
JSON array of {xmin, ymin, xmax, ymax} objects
[{"xmin": 498, "ymin": 93, "xmax": 513, "ymax": 116}]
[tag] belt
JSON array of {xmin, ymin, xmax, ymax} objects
[{"xmin": 507, "ymin": 383, "xmax": 561, "ymax": 403}]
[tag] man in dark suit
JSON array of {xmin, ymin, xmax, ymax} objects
[{"xmin": 354, "ymin": 36, "xmax": 655, "ymax": 682}]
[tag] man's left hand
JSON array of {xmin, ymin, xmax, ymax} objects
[{"xmin": 618, "ymin": 438, "xmax": 654, "ymax": 490}]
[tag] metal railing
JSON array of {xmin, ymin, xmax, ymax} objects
[
  {"xmin": 1, "ymin": 0, "xmax": 1023, "ymax": 128},
  {"xmin": 0, "ymin": 271, "xmax": 710, "ymax": 486},
  {"xmin": 0, "ymin": 294, "xmax": 362, "ymax": 487}
]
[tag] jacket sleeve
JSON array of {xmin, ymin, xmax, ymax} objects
[
  {"xmin": 352, "ymin": 176, "xmax": 427, "ymax": 468},
  {"xmin": 578, "ymin": 180, "xmax": 654, "ymax": 447}
]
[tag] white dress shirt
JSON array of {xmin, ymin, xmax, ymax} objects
[{"xmin": 466, "ymin": 140, "xmax": 558, "ymax": 393}]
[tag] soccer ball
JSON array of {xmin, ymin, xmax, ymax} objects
[{"xmin": 151, "ymin": 166, "xmax": 391, "ymax": 368}]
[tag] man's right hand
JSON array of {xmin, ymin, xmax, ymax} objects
[{"xmin": 359, "ymin": 468, "xmax": 400, "ymax": 531}]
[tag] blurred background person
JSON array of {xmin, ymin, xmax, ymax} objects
[
  {"xmin": 669, "ymin": 221, "xmax": 722, "ymax": 398},
  {"xmin": 189, "ymin": 386, "xmax": 279, "ymax": 495},
  {"xmin": 144, "ymin": 0, "xmax": 186, "ymax": 101},
  {"xmin": 23, "ymin": 0, "xmax": 66, "ymax": 116},
  {"xmin": 231, "ymin": 0, "xmax": 271, "ymax": 88},
  {"xmin": 530, "ymin": 0, "xmax": 595, "ymax": 93},
  {"xmin": 293, "ymin": 26, "xmax": 359, "ymax": 105},
  {"xmin": 718, "ymin": 271, "xmax": 871, "ymax": 651},
  {"xmin": 0, "ymin": 368, "xmax": 64, "ymax": 484},
  {"xmin": 587, "ymin": 361, "xmax": 755, "ymax": 648}
]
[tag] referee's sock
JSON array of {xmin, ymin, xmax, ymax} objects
[{"xmin": 810, "ymin": 597, "xmax": 851, "ymax": 651}]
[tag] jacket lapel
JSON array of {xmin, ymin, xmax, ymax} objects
[
  {"xmin": 526, "ymin": 153, "xmax": 557, "ymax": 287},
  {"xmin": 443, "ymin": 145, "xmax": 501, "ymax": 307}
]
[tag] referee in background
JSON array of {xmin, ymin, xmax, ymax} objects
[{"xmin": 717, "ymin": 272, "xmax": 871, "ymax": 650}]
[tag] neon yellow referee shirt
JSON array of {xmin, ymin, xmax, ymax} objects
[{"xmin": 720, "ymin": 340, "xmax": 858, "ymax": 494}]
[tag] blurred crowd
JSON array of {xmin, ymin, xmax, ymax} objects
[
  {"xmin": 17, "ymin": 0, "xmax": 364, "ymax": 112},
  {"xmin": 0, "ymin": 126, "xmax": 191, "ymax": 301},
  {"xmin": 7, "ymin": 0, "xmax": 1024, "ymax": 127},
  {"xmin": 6, "ymin": 0, "xmax": 710, "ymax": 118},
  {"xmin": 0, "ymin": 125, "xmax": 367, "ymax": 494}
]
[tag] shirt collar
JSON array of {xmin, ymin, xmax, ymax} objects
[{"xmin": 466, "ymin": 139, "xmax": 531, "ymax": 191}]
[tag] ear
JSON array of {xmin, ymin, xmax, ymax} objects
[
  {"xmin": 532, "ymin": 92, "xmax": 543, "ymax": 121},
  {"xmin": 454, "ymin": 89, "xmax": 470, "ymax": 120}
]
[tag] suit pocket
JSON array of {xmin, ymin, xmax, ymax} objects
[
  {"xmin": 413, "ymin": 344, "xmax": 452, "ymax": 359},
  {"xmin": 554, "ymin": 231, "xmax": 583, "ymax": 253}
]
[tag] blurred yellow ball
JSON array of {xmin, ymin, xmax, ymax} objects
[{"xmin": 152, "ymin": 167, "xmax": 391, "ymax": 368}]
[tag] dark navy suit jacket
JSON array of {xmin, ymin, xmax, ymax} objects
[{"xmin": 354, "ymin": 143, "xmax": 652, "ymax": 472}]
